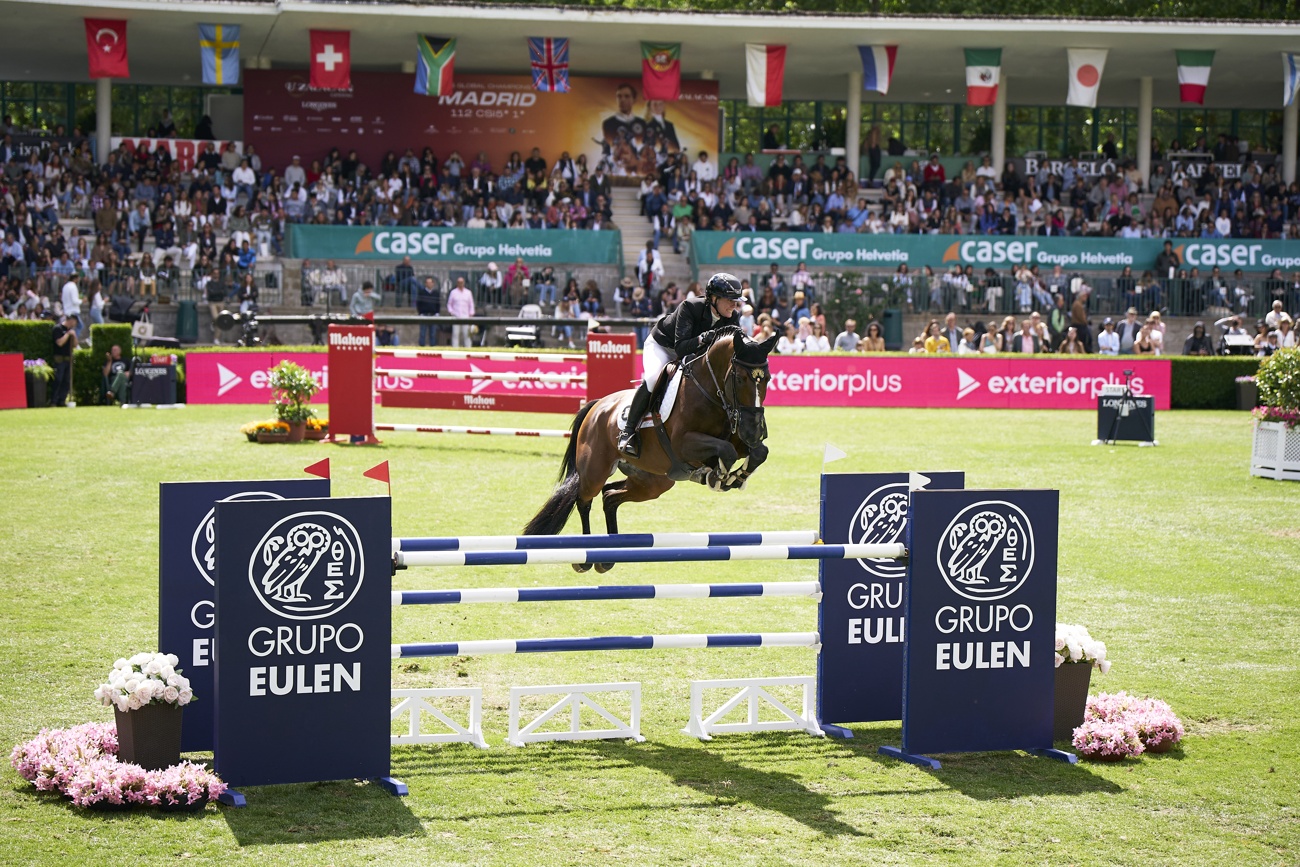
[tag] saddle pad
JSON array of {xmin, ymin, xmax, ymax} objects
[{"xmin": 619, "ymin": 368, "xmax": 684, "ymax": 430}]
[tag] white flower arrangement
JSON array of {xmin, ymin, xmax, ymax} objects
[
  {"xmin": 93, "ymin": 653, "xmax": 194, "ymax": 714},
  {"xmin": 1054, "ymin": 623, "xmax": 1111, "ymax": 674}
]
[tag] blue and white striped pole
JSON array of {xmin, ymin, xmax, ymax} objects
[
  {"xmin": 394, "ymin": 530, "xmax": 820, "ymax": 553},
  {"xmin": 392, "ymin": 632, "xmax": 821, "ymax": 658},
  {"xmin": 392, "ymin": 581, "xmax": 821, "ymax": 606},
  {"xmin": 394, "ymin": 543, "xmax": 906, "ymax": 568}
]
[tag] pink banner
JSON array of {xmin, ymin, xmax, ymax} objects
[{"xmin": 187, "ymin": 350, "xmax": 1170, "ymax": 411}]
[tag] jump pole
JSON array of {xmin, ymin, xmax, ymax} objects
[
  {"xmin": 392, "ymin": 581, "xmax": 822, "ymax": 605},
  {"xmin": 393, "ymin": 632, "xmax": 822, "ymax": 658},
  {"xmin": 394, "ymin": 530, "xmax": 821, "ymax": 552},
  {"xmin": 394, "ymin": 543, "xmax": 907, "ymax": 568}
]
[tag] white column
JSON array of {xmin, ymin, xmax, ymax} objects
[
  {"xmin": 1137, "ymin": 76, "xmax": 1153, "ymax": 191},
  {"xmin": 1284, "ymin": 98, "xmax": 1298, "ymax": 185},
  {"xmin": 95, "ymin": 78, "xmax": 111, "ymax": 165},
  {"xmin": 846, "ymin": 70, "xmax": 862, "ymax": 179},
  {"xmin": 991, "ymin": 75, "xmax": 1007, "ymax": 175}
]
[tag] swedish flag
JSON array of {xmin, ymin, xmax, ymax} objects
[{"xmin": 199, "ymin": 24, "xmax": 240, "ymax": 86}]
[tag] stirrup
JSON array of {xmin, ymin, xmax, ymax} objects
[{"xmin": 617, "ymin": 430, "xmax": 641, "ymax": 458}]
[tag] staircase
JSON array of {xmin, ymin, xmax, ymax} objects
[{"xmin": 609, "ymin": 187, "xmax": 693, "ymax": 287}]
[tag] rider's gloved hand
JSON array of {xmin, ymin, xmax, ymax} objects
[{"xmin": 697, "ymin": 330, "xmax": 716, "ymax": 349}]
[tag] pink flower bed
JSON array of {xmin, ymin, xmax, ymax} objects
[
  {"xmin": 1072, "ymin": 691, "xmax": 1185, "ymax": 761},
  {"xmin": 10, "ymin": 722, "xmax": 226, "ymax": 809}
]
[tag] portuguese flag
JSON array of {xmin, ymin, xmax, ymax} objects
[
  {"xmin": 641, "ymin": 42, "xmax": 681, "ymax": 101},
  {"xmin": 1176, "ymin": 50, "xmax": 1214, "ymax": 105},
  {"xmin": 965, "ymin": 48, "xmax": 1002, "ymax": 107}
]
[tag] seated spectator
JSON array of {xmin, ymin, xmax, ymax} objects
[
  {"xmin": 1012, "ymin": 319, "xmax": 1041, "ymax": 353},
  {"xmin": 349, "ymin": 280, "xmax": 376, "ymax": 318},
  {"xmin": 1183, "ymin": 321, "xmax": 1214, "ymax": 355},
  {"xmin": 102, "ymin": 344, "xmax": 132, "ymax": 404},
  {"xmin": 1097, "ymin": 317, "xmax": 1120, "ymax": 355},
  {"xmin": 833, "ymin": 318, "xmax": 860, "ymax": 352},
  {"xmin": 1058, "ymin": 326, "xmax": 1086, "ymax": 354}
]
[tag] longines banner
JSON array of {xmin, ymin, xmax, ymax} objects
[
  {"xmin": 287, "ymin": 225, "xmax": 623, "ymax": 264},
  {"xmin": 692, "ymin": 231, "xmax": 1300, "ymax": 273},
  {"xmin": 244, "ymin": 70, "xmax": 720, "ymax": 178}
]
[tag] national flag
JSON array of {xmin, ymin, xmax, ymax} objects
[
  {"xmin": 964, "ymin": 48, "xmax": 1001, "ymax": 106},
  {"xmin": 414, "ymin": 35, "xmax": 456, "ymax": 97},
  {"xmin": 746, "ymin": 44, "xmax": 787, "ymax": 108},
  {"xmin": 199, "ymin": 24, "xmax": 240, "ymax": 86},
  {"xmin": 303, "ymin": 458, "xmax": 330, "ymax": 480},
  {"xmin": 1066, "ymin": 48, "xmax": 1107, "ymax": 108},
  {"xmin": 641, "ymin": 42, "xmax": 681, "ymax": 101},
  {"xmin": 1283, "ymin": 53, "xmax": 1300, "ymax": 107},
  {"xmin": 310, "ymin": 29, "xmax": 351, "ymax": 90},
  {"xmin": 528, "ymin": 37, "xmax": 570, "ymax": 93},
  {"xmin": 85, "ymin": 19, "xmax": 129, "ymax": 79},
  {"xmin": 858, "ymin": 45, "xmax": 897, "ymax": 95},
  {"xmin": 1176, "ymin": 50, "xmax": 1214, "ymax": 105}
]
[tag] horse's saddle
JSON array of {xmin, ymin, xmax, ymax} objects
[{"xmin": 618, "ymin": 364, "xmax": 684, "ymax": 430}]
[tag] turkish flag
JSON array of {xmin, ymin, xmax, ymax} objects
[
  {"xmin": 85, "ymin": 19, "xmax": 129, "ymax": 79},
  {"xmin": 310, "ymin": 30, "xmax": 351, "ymax": 90}
]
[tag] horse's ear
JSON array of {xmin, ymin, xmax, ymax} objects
[{"xmin": 759, "ymin": 334, "xmax": 779, "ymax": 356}]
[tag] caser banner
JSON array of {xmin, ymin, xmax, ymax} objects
[
  {"xmin": 287, "ymin": 224, "xmax": 623, "ymax": 264},
  {"xmin": 691, "ymin": 231, "xmax": 1300, "ymax": 273}
]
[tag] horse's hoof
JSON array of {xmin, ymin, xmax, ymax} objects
[
  {"xmin": 594, "ymin": 562, "xmax": 614, "ymax": 574},
  {"xmin": 572, "ymin": 562, "xmax": 593, "ymax": 574}
]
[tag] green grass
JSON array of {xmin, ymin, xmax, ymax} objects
[{"xmin": 0, "ymin": 404, "xmax": 1297, "ymax": 865}]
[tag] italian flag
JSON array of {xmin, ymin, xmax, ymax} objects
[
  {"xmin": 965, "ymin": 48, "xmax": 1001, "ymax": 107},
  {"xmin": 746, "ymin": 44, "xmax": 786, "ymax": 107},
  {"xmin": 1177, "ymin": 50, "xmax": 1214, "ymax": 104}
]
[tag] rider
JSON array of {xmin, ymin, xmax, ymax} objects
[{"xmin": 617, "ymin": 271, "xmax": 744, "ymax": 457}]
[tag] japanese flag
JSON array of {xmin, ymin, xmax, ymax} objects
[{"xmin": 1067, "ymin": 49, "xmax": 1107, "ymax": 108}]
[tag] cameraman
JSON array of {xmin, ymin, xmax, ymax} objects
[{"xmin": 51, "ymin": 313, "xmax": 78, "ymax": 406}]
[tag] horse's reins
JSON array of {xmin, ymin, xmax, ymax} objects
[{"xmin": 684, "ymin": 333, "xmax": 769, "ymax": 448}]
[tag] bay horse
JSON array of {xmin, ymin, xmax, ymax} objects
[{"xmin": 523, "ymin": 326, "xmax": 780, "ymax": 572}]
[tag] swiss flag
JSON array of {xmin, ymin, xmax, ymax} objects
[
  {"xmin": 85, "ymin": 19, "xmax": 129, "ymax": 79},
  {"xmin": 310, "ymin": 30, "xmax": 351, "ymax": 90}
]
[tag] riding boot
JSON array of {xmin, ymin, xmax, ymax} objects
[{"xmin": 618, "ymin": 383, "xmax": 653, "ymax": 458}]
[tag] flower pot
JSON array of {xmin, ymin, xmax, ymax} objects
[
  {"xmin": 25, "ymin": 373, "xmax": 47, "ymax": 408},
  {"xmin": 1250, "ymin": 420, "xmax": 1300, "ymax": 481},
  {"xmin": 286, "ymin": 421, "xmax": 307, "ymax": 443},
  {"xmin": 156, "ymin": 793, "xmax": 210, "ymax": 812},
  {"xmin": 1236, "ymin": 380, "xmax": 1258, "ymax": 411},
  {"xmin": 1144, "ymin": 739, "xmax": 1176, "ymax": 754},
  {"xmin": 256, "ymin": 431, "xmax": 290, "ymax": 443},
  {"xmin": 1054, "ymin": 662, "xmax": 1092, "ymax": 742},
  {"xmin": 114, "ymin": 703, "xmax": 183, "ymax": 771},
  {"xmin": 303, "ymin": 428, "xmax": 327, "ymax": 441},
  {"xmin": 244, "ymin": 432, "xmax": 258, "ymax": 442},
  {"xmin": 1080, "ymin": 750, "xmax": 1128, "ymax": 763}
]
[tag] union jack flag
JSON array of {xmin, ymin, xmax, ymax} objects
[{"xmin": 528, "ymin": 37, "xmax": 570, "ymax": 92}]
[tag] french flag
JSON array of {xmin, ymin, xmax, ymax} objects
[
  {"xmin": 858, "ymin": 45, "xmax": 897, "ymax": 95},
  {"xmin": 746, "ymin": 44, "xmax": 786, "ymax": 107}
]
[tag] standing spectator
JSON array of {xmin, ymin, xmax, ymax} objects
[
  {"xmin": 628, "ymin": 286, "xmax": 654, "ymax": 347},
  {"xmin": 1097, "ymin": 318, "xmax": 1120, "ymax": 355},
  {"xmin": 446, "ymin": 276, "xmax": 475, "ymax": 347},
  {"xmin": 534, "ymin": 266, "xmax": 557, "ymax": 307},
  {"xmin": 942, "ymin": 312, "xmax": 961, "ymax": 351},
  {"xmin": 394, "ymin": 256, "xmax": 418, "ymax": 307},
  {"xmin": 51, "ymin": 313, "xmax": 77, "ymax": 405},
  {"xmin": 1116, "ymin": 307, "xmax": 1143, "ymax": 354},
  {"xmin": 638, "ymin": 248, "xmax": 664, "ymax": 295},
  {"xmin": 1071, "ymin": 285, "xmax": 1092, "ymax": 351},
  {"xmin": 321, "ymin": 259, "xmax": 347, "ymax": 304},
  {"xmin": 1012, "ymin": 319, "xmax": 1041, "ymax": 353},
  {"xmin": 60, "ymin": 273, "xmax": 81, "ymax": 335},
  {"xmin": 416, "ymin": 276, "xmax": 441, "ymax": 346},
  {"xmin": 349, "ymin": 281, "xmax": 376, "ymax": 319},
  {"xmin": 506, "ymin": 257, "xmax": 530, "ymax": 306},
  {"xmin": 479, "ymin": 262, "xmax": 503, "ymax": 305},
  {"xmin": 833, "ymin": 318, "xmax": 861, "ymax": 351},
  {"xmin": 1154, "ymin": 239, "xmax": 1181, "ymax": 282}
]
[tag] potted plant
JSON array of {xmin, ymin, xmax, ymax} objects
[
  {"xmin": 304, "ymin": 417, "xmax": 329, "ymax": 441},
  {"xmin": 1251, "ymin": 348, "xmax": 1300, "ymax": 481},
  {"xmin": 24, "ymin": 358, "xmax": 53, "ymax": 408},
  {"xmin": 93, "ymin": 653, "xmax": 193, "ymax": 771},
  {"xmin": 268, "ymin": 360, "xmax": 319, "ymax": 443},
  {"xmin": 255, "ymin": 420, "xmax": 291, "ymax": 443},
  {"xmin": 240, "ymin": 421, "xmax": 262, "ymax": 442},
  {"xmin": 1053, "ymin": 623, "xmax": 1111, "ymax": 741}
]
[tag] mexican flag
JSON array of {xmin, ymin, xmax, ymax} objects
[
  {"xmin": 641, "ymin": 42, "xmax": 681, "ymax": 101},
  {"xmin": 965, "ymin": 48, "xmax": 1001, "ymax": 106},
  {"xmin": 1177, "ymin": 50, "xmax": 1214, "ymax": 104}
]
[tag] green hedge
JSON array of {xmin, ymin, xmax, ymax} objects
[
  {"xmin": 0, "ymin": 320, "xmax": 56, "ymax": 361},
  {"xmin": 1168, "ymin": 356, "xmax": 1260, "ymax": 410}
]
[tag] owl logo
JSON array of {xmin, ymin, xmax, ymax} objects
[
  {"xmin": 247, "ymin": 511, "xmax": 365, "ymax": 620},
  {"xmin": 191, "ymin": 492, "xmax": 285, "ymax": 587},
  {"xmin": 849, "ymin": 483, "xmax": 911, "ymax": 579},
  {"xmin": 936, "ymin": 501, "xmax": 1034, "ymax": 602}
]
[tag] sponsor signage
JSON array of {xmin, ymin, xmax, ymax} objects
[
  {"xmin": 896, "ymin": 489, "xmax": 1058, "ymax": 756},
  {"xmin": 584, "ymin": 332, "xmax": 638, "ymax": 400},
  {"xmin": 692, "ymin": 231, "xmax": 1300, "ymax": 273},
  {"xmin": 1097, "ymin": 393, "xmax": 1155, "ymax": 442},
  {"xmin": 328, "ymin": 325, "xmax": 375, "ymax": 441},
  {"xmin": 818, "ymin": 472, "xmax": 965, "ymax": 728},
  {"xmin": 159, "ymin": 479, "xmax": 330, "ymax": 751},
  {"xmin": 186, "ymin": 352, "xmax": 331, "ymax": 405},
  {"xmin": 0, "ymin": 353, "xmax": 24, "ymax": 410},
  {"xmin": 244, "ymin": 70, "xmax": 719, "ymax": 179},
  {"xmin": 214, "ymin": 496, "xmax": 391, "ymax": 788},
  {"xmin": 111, "ymin": 137, "xmax": 243, "ymax": 175},
  {"xmin": 1013, "ymin": 156, "xmax": 1256, "ymax": 182},
  {"xmin": 287, "ymin": 225, "xmax": 623, "ymax": 264}
]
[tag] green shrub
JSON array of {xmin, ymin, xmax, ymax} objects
[
  {"xmin": 1254, "ymin": 347, "xmax": 1300, "ymax": 410},
  {"xmin": 0, "ymin": 320, "xmax": 56, "ymax": 360},
  {"xmin": 89, "ymin": 323, "xmax": 133, "ymax": 356},
  {"xmin": 1168, "ymin": 356, "xmax": 1260, "ymax": 409}
]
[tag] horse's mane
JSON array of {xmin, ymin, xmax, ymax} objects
[{"xmin": 710, "ymin": 325, "xmax": 772, "ymax": 367}]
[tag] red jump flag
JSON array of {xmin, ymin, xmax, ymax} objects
[
  {"xmin": 303, "ymin": 458, "xmax": 331, "ymax": 480},
  {"xmin": 363, "ymin": 460, "xmax": 391, "ymax": 496},
  {"xmin": 310, "ymin": 30, "xmax": 351, "ymax": 90},
  {"xmin": 85, "ymin": 19, "xmax": 129, "ymax": 79}
]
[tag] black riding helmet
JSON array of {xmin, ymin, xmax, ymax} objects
[{"xmin": 705, "ymin": 272, "xmax": 744, "ymax": 301}]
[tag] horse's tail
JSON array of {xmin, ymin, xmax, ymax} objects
[{"xmin": 522, "ymin": 400, "xmax": 597, "ymax": 536}]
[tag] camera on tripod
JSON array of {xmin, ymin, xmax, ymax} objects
[{"xmin": 214, "ymin": 309, "xmax": 261, "ymax": 347}]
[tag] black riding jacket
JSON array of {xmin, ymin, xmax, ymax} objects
[{"xmin": 650, "ymin": 296, "xmax": 741, "ymax": 357}]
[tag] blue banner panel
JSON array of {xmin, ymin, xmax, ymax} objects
[
  {"xmin": 214, "ymin": 496, "xmax": 391, "ymax": 788},
  {"xmin": 158, "ymin": 479, "xmax": 329, "ymax": 752},
  {"xmin": 817, "ymin": 472, "xmax": 965, "ymax": 725},
  {"xmin": 900, "ymin": 489, "xmax": 1058, "ymax": 755}
]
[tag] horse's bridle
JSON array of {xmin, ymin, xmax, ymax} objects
[{"xmin": 685, "ymin": 336, "xmax": 769, "ymax": 448}]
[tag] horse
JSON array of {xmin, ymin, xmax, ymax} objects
[{"xmin": 523, "ymin": 326, "xmax": 780, "ymax": 572}]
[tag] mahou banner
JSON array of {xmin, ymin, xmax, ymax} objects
[{"xmin": 243, "ymin": 70, "xmax": 720, "ymax": 177}]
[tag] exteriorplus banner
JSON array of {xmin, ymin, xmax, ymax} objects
[
  {"xmin": 244, "ymin": 70, "xmax": 719, "ymax": 177},
  {"xmin": 692, "ymin": 231, "xmax": 1300, "ymax": 273},
  {"xmin": 287, "ymin": 225, "xmax": 622, "ymax": 264}
]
